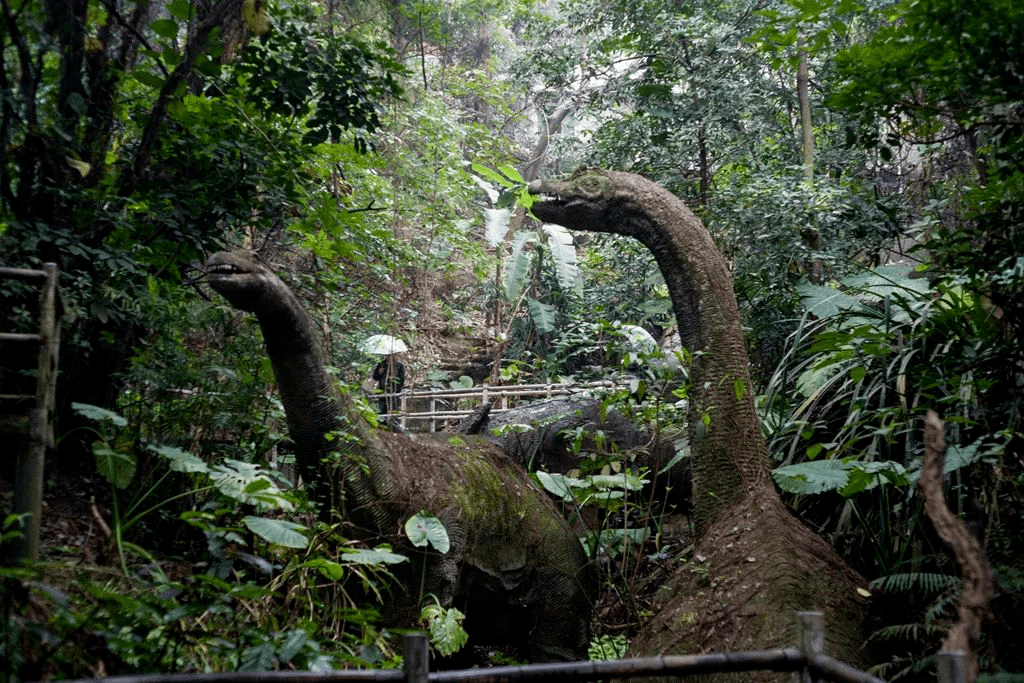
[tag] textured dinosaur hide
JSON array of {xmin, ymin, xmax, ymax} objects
[
  {"xmin": 529, "ymin": 169, "xmax": 870, "ymax": 669},
  {"xmin": 205, "ymin": 250, "xmax": 595, "ymax": 662},
  {"xmin": 474, "ymin": 396, "xmax": 690, "ymax": 509}
]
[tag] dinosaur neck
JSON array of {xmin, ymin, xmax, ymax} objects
[
  {"xmin": 531, "ymin": 171, "xmax": 769, "ymax": 527},
  {"xmin": 250, "ymin": 280, "xmax": 381, "ymax": 521}
]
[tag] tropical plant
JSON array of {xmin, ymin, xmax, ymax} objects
[{"xmin": 763, "ymin": 265, "xmax": 1011, "ymax": 573}]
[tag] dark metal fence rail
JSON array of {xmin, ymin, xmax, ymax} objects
[{"xmin": 56, "ymin": 612, "xmax": 953, "ymax": 683}]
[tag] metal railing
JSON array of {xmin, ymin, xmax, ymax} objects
[{"xmin": 57, "ymin": 612, "xmax": 913, "ymax": 683}]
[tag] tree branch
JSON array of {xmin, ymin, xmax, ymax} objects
[
  {"xmin": 120, "ymin": 0, "xmax": 240, "ymax": 197},
  {"xmin": 920, "ymin": 410, "xmax": 993, "ymax": 683}
]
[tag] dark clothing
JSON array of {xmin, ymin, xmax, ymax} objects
[{"xmin": 372, "ymin": 358, "xmax": 405, "ymax": 414}]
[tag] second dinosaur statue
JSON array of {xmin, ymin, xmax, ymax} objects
[
  {"xmin": 205, "ymin": 250, "xmax": 594, "ymax": 662},
  {"xmin": 528, "ymin": 169, "xmax": 870, "ymax": 668}
]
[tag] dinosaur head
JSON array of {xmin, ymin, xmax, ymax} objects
[
  {"xmin": 528, "ymin": 167, "xmax": 635, "ymax": 234},
  {"xmin": 206, "ymin": 250, "xmax": 278, "ymax": 313}
]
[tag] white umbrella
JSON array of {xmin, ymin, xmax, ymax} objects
[{"xmin": 360, "ymin": 334, "xmax": 408, "ymax": 355}]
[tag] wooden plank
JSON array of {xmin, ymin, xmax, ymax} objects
[
  {"xmin": 0, "ymin": 332, "xmax": 43, "ymax": 343},
  {"xmin": 0, "ymin": 266, "xmax": 47, "ymax": 281}
]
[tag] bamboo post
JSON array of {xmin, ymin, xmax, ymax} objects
[
  {"xmin": 937, "ymin": 652, "xmax": 968, "ymax": 683},
  {"xmin": 403, "ymin": 633, "xmax": 428, "ymax": 683},
  {"xmin": 12, "ymin": 263, "xmax": 59, "ymax": 562},
  {"xmin": 797, "ymin": 611, "xmax": 826, "ymax": 683},
  {"xmin": 429, "ymin": 389, "xmax": 437, "ymax": 433},
  {"xmin": 399, "ymin": 389, "xmax": 408, "ymax": 431}
]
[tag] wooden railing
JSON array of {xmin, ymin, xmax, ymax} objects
[
  {"xmin": 380, "ymin": 380, "xmax": 618, "ymax": 432},
  {"xmin": 0, "ymin": 263, "xmax": 62, "ymax": 562}
]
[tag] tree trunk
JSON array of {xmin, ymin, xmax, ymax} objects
[{"xmin": 797, "ymin": 39, "xmax": 824, "ymax": 284}]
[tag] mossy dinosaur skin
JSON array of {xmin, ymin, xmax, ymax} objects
[{"xmin": 206, "ymin": 250, "xmax": 595, "ymax": 662}]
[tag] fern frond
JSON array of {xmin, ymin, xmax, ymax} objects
[
  {"xmin": 866, "ymin": 622, "xmax": 921, "ymax": 644},
  {"xmin": 870, "ymin": 571, "xmax": 960, "ymax": 595},
  {"xmin": 923, "ymin": 588, "xmax": 961, "ymax": 626}
]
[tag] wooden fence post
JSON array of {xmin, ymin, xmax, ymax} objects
[
  {"xmin": 2, "ymin": 263, "xmax": 61, "ymax": 563},
  {"xmin": 797, "ymin": 611, "xmax": 825, "ymax": 683},
  {"xmin": 429, "ymin": 388, "xmax": 437, "ymax": 432},
  {"xmin": 403, "ymin": 632, "xmax": 429, "ymax": 683},
  {"xmin": 399, "ymin": 389, "xmax": 408, "ymax": 431},
  {"xmin": 937, "ymin": 651, "xmax": 967, "ymax": 683}
]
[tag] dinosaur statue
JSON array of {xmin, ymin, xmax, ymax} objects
[
  {"xmin": 475, "ymin": 396, "xmax": 690, "ymax": 509},
  {"xmin": 481, "ymin": 396, "xmax": 647, "ymax": 472},
  {"xmin": 528, "ymin": 169, "xmax": 870, "ymax": 668},
  {"xmin": 204, "ymin": 250, "xmax": 595, "ymax": 662}
]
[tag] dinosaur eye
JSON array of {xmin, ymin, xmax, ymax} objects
[{"xmin": 578, "ymin": 174, "xmax": 608, "ymax": 197}]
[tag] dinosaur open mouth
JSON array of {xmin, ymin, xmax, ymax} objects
[
  {"xmin": 526, "ymin": 180, "xmax": 565, "ymax": 203},
  {"xmin": 206, "ymin": 263, "xmax": 242, "ymax": 275}
]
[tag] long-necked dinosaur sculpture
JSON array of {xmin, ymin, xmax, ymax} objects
[
  {"xmin": 205, "ymin": 250, "xmax": 594, "ymax": 662},
  {"xmin": 528, "ymin": 169, "xmax": 869, "ymax": 666}
]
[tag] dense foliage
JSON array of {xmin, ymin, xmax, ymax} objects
[{"xmin": 2, "ymin": 0, "xmax": 1021, "ymax": 679}]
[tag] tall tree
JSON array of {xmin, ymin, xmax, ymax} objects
[{"xmin": 1, "ymin": 0, "xmax": 402, "ymax": 462}]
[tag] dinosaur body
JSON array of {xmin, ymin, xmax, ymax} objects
[
  {"xmin": 206, "ymin": 251, "xmax": 594, "ymax": 662},
  {"xmin": 529, "ymin": 169, "xmax": 869, "ymax": 668},
  {"xmin": 476, "ymin": 396, "xmax": 689, "ymax": 509}
]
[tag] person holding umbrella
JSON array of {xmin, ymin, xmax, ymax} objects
[{"xmin": 361, "ymin": 334, "xmax": 407, "ymax": 415}]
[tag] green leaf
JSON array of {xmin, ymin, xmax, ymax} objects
[
  {"xmin": 150, "ymin": 18, "xmax": 179, "ymax": 39},
  {"xmin": 72, "ymin": 402, "xmax": 127, "ymax": 427},
  {"xmin": 733, "ymin": 377, "xmax": 747, "ymax": 401},
  {"xmin": 535, "ymin": 470, "xmax": 576, "ymax": 501},
  {"xmin": 65, "ymin": 157, "xmax": 91, "ymax": 177},
  {"xmin": 542, "ymin": 223, "xmax": 580, "ymax": 294},
  {"xmin": 244, "ymin": 478, "xmax": 273, "ymax": 494},
  {"xmin": 843, "ymin": 266, "xmax": 928, "ymax": 300},
  {"xmin": 796, "ymin": 361, "xmax": 841, "ymax": 398},
  {"xmin": 242, "ymin": 516, "xmax": 308, "ymax": 549},
  {"xmin": 471, "ymin": 162, "xmax": 515, "ymax": 188},
  {"xmin": 341, "ymin": 546, "xmax": 408, "ymax": 565},
  {"xmin": 497, "ymin": 163, "xmax": 525, "ymax": 183},
  {"xmin": 772, "ymin": 459, "xmax": 852, "ymax": 494},
  {"xmin": 304, "ymin": 558, "xmax": 345, "ymax": 580},
  {"xmin": 93, "ymin": 444, "xmax": 136, "ymax": 489},
  {"xmin": 166, "ymin": 0, "xmax": 193, "ymax": 20},
  {"xmin": 278, "ymin": 630, "xmax": 308, "ymax": 664},
  {"xmin": 483, "ymin": 208, "xmax": 510, "ymax": 247},
  {"xmin": 907, "ymin": 438, "xmax": 991, "ymax": 483},
  {"xmin": 526, "ymin": 298, "xmax": 557, "ymax": 333},
  {"xmin": 150, "ymin": 444, "xmax": 208, "ymax": 474},
  {"xmin": 239, "ymin": 643, "xmax": 275, "ymax": 672},
  {"xmin": 589, "ymin": 473, "xmax": 647, "ymax": 491},
  {"xmin": 798, "ymin": 283, "xmax": 865, "ymax": 319},
  {"xmin": 503, "ymin": 230, "xmax": 537, "ymax": 300},
  {"xmin": 944, "ymin": 442, "xmax": 986, "ymax": 472},
  {"xmin": 132, "ymin": 69, "xmax": 165, "ymax": 89},
  {"xmin": 840, "ymin": 461, "xmax": 908, "ymax": 496},
  {"xmin": 209, "ymin": 460, "xmax": 293, "ymax": 511},
  {"xmin": 421, "ymin": 603, "xmax": 468, "ymax": 656},
  {"xmin": 404, "ymin": 511, "xmax": 450, "ymax": 553}
]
